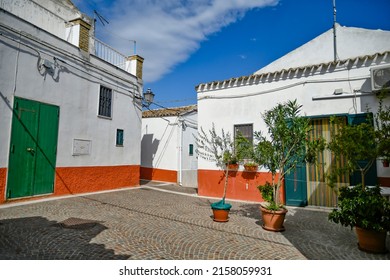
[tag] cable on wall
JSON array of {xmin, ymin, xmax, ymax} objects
[{"xmin": 0, "ymin": 22, "xmax": 140, "ymax": 99}]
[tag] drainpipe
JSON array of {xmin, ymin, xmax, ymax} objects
[{"xmin": 178, "ymin": 117, "xmax": 183, "ymax": 186}]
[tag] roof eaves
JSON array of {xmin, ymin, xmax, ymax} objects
[{"xmin": 195, "ymin": 51, "xmax": 390, "ymax": 92}]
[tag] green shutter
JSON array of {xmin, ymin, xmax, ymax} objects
[{"xmin": 116, "ymin": 129, "xmax": 124, "ymax": 146}]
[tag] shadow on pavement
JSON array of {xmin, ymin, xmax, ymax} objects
[
  {"xmin": 232, "ymin": 203, "xmax": 390, "ymax": 259},
  {"xmin": 229, "ymin": 203, "xmax": 261, "ymax": 220},
  {"xmin": 0, "ymin": 216, "xmax": 130, "ymax": 260},
  {"xmin": 280, "ymin": 207, "xmax": 390, "ymax": 260}
]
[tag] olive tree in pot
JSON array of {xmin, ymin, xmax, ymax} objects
[
  {"xmin": 251, "ymin": 100, "xmax": 320, "ymax": 232},
  {"xmin": 327, "ymin": 114, "xmax": 390, "ymax": 254},
  {"xmin": 196, "ymin": 123, "xmax": 239, "ymax": 222}
]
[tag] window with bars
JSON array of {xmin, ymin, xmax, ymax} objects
[
  {"xmin": 234, "ymin": 124, "xmax": 253, "ymax": 144},
  {"xmin": 234, "ymin": 124, "xmax": 254, "ymax": 160},
  {"xmin": 98, "ymin": 85, "xmax": 112, "ymax": 118}
]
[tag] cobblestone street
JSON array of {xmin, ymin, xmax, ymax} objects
[{"xmin": 0, "ymin": 181, "xmax": 389, "ymax": 260}]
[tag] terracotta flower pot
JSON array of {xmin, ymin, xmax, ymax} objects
[
  {"xmin": 227, "ymin": 163, "xmax": 239, "ymax": 171},
  {"xmin": 212, "ymin": 209, "xmax": 230, "ymax": 222},
  {"xmin": 355, "ymin": 226, "xmax": 388, "ymax": 254},
  {"xmin": 244, "ymin": 164, "xmax": 258, "ymax": 172},
  {"xmin": 259, "ymin": 205, "xmax": 288, "ymax": 232},
  {"xmin": 211, "ymin": 200, "xmax": 232, "ymax": 222}
]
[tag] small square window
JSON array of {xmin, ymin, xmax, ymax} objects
[
  {"xmin": 98, "ymin": 85, "xmax": 112, "ymax": 118},
  {"xmin": 116, "ymin": 129, "xmax": 124, "ymax": 146},
  {"xmin": 234, "ymin": 124, "xmax": 253, "ymax": 144},
  {"xmin": 189, "ymin": 144, "xmax": 194, "ymax": 156}
]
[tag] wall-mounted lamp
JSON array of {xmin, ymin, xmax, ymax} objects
[
  {"xmin": 143, "ymin": 88, "xmax": 155, "ymax": 107},
  {"xmin": 39, "ymin": 58, "xmax": 54, "ymax": 74},
  {"xmin": 134, "ymin": 88, "xmax": 155, "ymax": 107},
  {"xmin": 333, "ymin": 88, "xmax": 343, "ymax": 95}
]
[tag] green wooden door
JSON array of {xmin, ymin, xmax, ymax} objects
[
  {"xmin": 7, "ymin": 97, "xmax": 59, "ymax": 199},
  {"xmin": 285, "ymin": 163, "xmax": 308, "ymax": 206}
]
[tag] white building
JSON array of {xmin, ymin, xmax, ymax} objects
[
  {"xmin": 141, "ymin": 105, "xmax": 198, "ymax": 188},
  {"xmin": 196, "ymin": 25, "xmax": 390, "ymax": 207},
  {"xmin": 0, "ymin": 0, "xmax": 144, "ymax": 203}
]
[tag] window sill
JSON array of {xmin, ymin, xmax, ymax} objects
[{"xmin": 98, "ymin": 115, "xmax": 112, "ymax": 120}]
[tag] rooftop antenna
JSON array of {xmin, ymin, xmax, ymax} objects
[
  {"xmin": 93, "ymin": 10, "xmax": 137, "ymax": 55},
  {"xmin": 93, "ymin": 10, "xmax": 109, "ymax": 37},
  {"xmin": 333, "ymin": 0, "xmax": 338, "ymax": 62}
]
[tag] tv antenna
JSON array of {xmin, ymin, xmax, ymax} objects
[
  {"xmin": 92, "ymin": 10, "xmax": 137, "ymax": 55},
  {"xmin": 93, "ymin": 10, "xmax": 109, "ymax": 37},
  {"xmin": 333, "ymin": 0, "xmax": 338, "ymax": 62}
]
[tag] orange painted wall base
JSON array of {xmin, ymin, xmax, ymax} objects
[
  {"xmin": 140, "ymin": 167, "xmax": 177, "ymax": 183},
  {"xmin": 379, "ymin": 177, "xmax": 390, "ymax": 187},
  {"xmin": 0, "ymin": 168, "xmax": 6, "ymax": 204},
  {"xmin": 0, "ymin": 165, "xmax": 140, "ymax": 204},
  {"xmin": 55, "ymin": 165, "xmax": 140, "ymax": 196},
  {"xmin": 198, "ymin": 169, "xmax": 284, "ymax": 203}
]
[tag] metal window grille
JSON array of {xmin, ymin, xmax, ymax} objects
[
  {"xmin": 234, "ymin": 124, "xmax": 253, "ymax": 144},
  {"xmin": 98, "ymin": 86, "xmax": 112, "ymax": 118}
]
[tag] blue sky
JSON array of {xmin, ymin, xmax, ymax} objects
[{"xmin": 72, "ymin": 0, "xmax": 390, "ymax": 108}]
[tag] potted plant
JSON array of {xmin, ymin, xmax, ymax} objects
[
  {"xmin": 235, "ymin": 133, "xmax": 258, "ymax": 172},
  {"xmin": 328, "ymin": 185, "xmax": 390, "ymax": 253},
  {"xmin": 243, "ymin": 161, "xmax": 259, "ymax": 172},
  {"xmin": 196, "ymin": 123, "xmax": 239, "ymax": 222},
  {"xmin": 251, "ymin": 100, "xmax": 316, "ymax": 231},
  {"xmin": 327, "ymin": 112, "xmax": 390, "ymax": 253},
  {"xmin": 224, "ymin": 151, "xmax": 239, "ymax": 171}
]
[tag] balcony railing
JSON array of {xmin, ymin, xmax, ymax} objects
[{"xmin": 94, "ymin": 38, "xmax": 127, "ymax": 70}]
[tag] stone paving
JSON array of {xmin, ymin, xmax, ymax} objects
[{"xmin": 0, "ymin": 181, "xmax": 389, "ymax": 260}]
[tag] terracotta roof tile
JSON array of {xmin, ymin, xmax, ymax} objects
[{"xmin": 142, "ymin": 105, "xmax": 197, "ymax": 118}]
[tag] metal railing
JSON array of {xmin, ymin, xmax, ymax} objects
[{"xmin": 94, "ymin": 38, "xmax": 127, "ymax": 70}]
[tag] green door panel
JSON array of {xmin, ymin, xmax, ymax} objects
[
  {"xmin": 34, "ymin": 103, "xmax": 59, "ymax": 195},
  {"xmin": 7, "ymin": 98, "xmax": 39, "ymax": 198},
  {"xmin": 285, "ymin": 163, "xmax": 308, "ymax": 206},
  {"xmin": 7, "ymin": 97, "xmax": 59, "ymax": 199}
]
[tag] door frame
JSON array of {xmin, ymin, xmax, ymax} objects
[
  {"xmin": 285, "ymin": 113, "xmax": 378, "ymax": 207},
  {"xmin": 6, "ymin": 97, "xmax": 59, "ymax": 199}
]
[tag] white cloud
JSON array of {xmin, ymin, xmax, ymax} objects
[{"xmin": 76, "ymin": 0, "xmax": 279, "ymax": 82}]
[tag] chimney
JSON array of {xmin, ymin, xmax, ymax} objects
[
  {"xmin": 126, "ymin": 55, "xmax": 144, "ymax": 80},
  {"xmin": 67, "ymin": 18, "xmax": 91, "ymax": 53}
]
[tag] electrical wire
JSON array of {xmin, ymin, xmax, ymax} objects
[
  {"xmin": 0, "ymin": 21, "xmax": 140, "ymax": 98},
  {"xmin": 12, "ymin": 33, "xmax": 22, "ymax": 95},
  {"xmin": 154, "ymin": 97, "xmax": 197, "ymax": 104},
  {"xmin": 198, "ymin": 75, "xmax": 371, "ymax": 101}
]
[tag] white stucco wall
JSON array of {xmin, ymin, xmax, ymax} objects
[
  {"xmin": 197, "ymin": 27, "xmax": 390, "ymax": 182},
  {"xmin": 141, "ymin": 116, "xmax": 178, "ymax": 170},
  {"xmin": 198, "ymin": 65, "xmax": 390, "ymax": 179},
  {"xmin": 179, "ymin": 112, "xmax": 198, "ymax": 187},
  {"xmin": 256, "ymin": 25, "xmax": 390, "ymax": 74},
  {"xmin": 0, "ymin": 9, "xmax": 142, "ymax": 169},
  {"xmin": 0, "ymin": 0, "xmax": 90, "ymax": 44},
  {"xmin": 141, "ymin": 109, "xmax": 198, "ymax": 187}
]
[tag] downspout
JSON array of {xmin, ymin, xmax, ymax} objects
[{"xmin": 178, "ymin": 117, "xmax": 183, "ymax": 186}]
